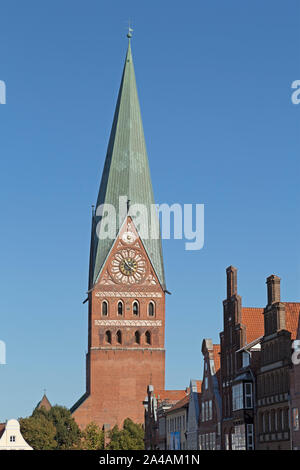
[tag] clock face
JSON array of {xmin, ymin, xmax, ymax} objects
[
  {"xmin": 110, "ymin": 249, "xmax": 147, "ymax": 284},
  {"xmin": 120, "ymin": 257, "xmax": 137, "ymax": 276}
]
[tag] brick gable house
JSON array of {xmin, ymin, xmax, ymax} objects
[
  {"xmin": 220, "ymin": 266, "xmax": 264, "ymax": 450},
  {"xmin": 165, "ymin": 394, "xmax": 190, "ymax": 450},
  {"xmin": 230, "ymin": 336, "xmax": 262, "ymax": 449},
  {"xmin": 198, "ymin": 340, "xmax": 222, "ymax": 450},
  {"xmin": 186, "ymin": 379, "xmax": 202, "ymax": 449},
  {"xmin": 256, "ymin": 275, "xmax": 300, "ymax": 450},
  {"xmin": 144, "ymin": 386, "xmax": 188, "ymax": 450}
]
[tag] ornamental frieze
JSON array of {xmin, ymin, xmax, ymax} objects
[
  {"xmin": 94, "ymin": 319, "xmax": 162, "ymax": 327},
  {"xmin": 95, "ymin": 291, "xmax": 162, "ymax": 298}
]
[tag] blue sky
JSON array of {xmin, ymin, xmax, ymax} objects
[{"xmin": 0, "ymin": 0, "xmax": 299, "ymax": 421}]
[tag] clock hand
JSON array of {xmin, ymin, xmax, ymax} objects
[{"xmin": 124, "ymin": 260, "xmax": 132, "ymax": 270}]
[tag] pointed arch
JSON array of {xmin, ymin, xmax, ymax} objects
[
  {"xmin": 133, "ymin": 301, "xmax": 139, "ymax": 316},
  {"xmin": 145, "ymin": 330, "xmax": 151, "ymax": 345},
  {"xmin": 116, "ymin": 330, "xmax": 122, "ymax": 344},
  {"xmin": 148, "ymin": 301, "xmax": 155, "ymax": 317},
  {"xmin": 102, "ymin": 300, "xmax": 108, "ymax": 316},
  {"xmin": 117, "ymin": 301, "xmax": 123, "ymax": 316},
  {"xmin": 135, "ymin": 330, "xmax": 141, "ymax": 344},
  {"xmin": 105, "ymin": 331, "xmax": 112, "ymax": 344}
]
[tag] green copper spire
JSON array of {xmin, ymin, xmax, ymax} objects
[{"xmin": 91, "ymin": 37, "xmax": 165, "ymax": 288}]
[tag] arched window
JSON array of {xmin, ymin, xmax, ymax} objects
[
  {"xmin": 105, "ymin": 331, "xmax": 112, "ymax": 344},
  {"xmin": 133, "ymin": 301, "xmax": 139, "ymax": 316},
  {"xmin": 117, "ymin": 301, "xmax": 123, "ymax": 316},
  {"xmin": 145, "ymin": 331, "xmax": 151, "ymax": 345},
  {"xmin": 102, "ymin": 301, "xmax": 108, "ymax": 316},
  {"xmin": 135, "ymin": 331, "xmax": 140, "ymax": 344},
  {"xmin": 148, "ymin": 302, "xmax": 155, "ymax": 317},
  {"xmin": 116, "ymin": 330, "xmax": 122, "ymax": 344}
]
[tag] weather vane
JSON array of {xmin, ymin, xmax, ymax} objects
[{"xmin": 127, "ymin": 20, "xmax": 133, "ymax": 39}]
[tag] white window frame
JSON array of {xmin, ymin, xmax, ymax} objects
[{"xmin": 232, "ymin": 383, "xmax": 243, "ymax": 411}]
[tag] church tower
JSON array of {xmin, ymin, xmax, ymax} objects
[{"xmin": 71, "ymin": 35, "xmax": 166, "ymax": 430}]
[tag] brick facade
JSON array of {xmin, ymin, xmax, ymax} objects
[
  {"xmin": 72, "ymin": 218, "xmax": 166, "ymax": 429},
  {"xmin": 256, "ymin": 276, "xmax": 300, "ymax": 450},
  {"xmin": 144, "ymin": 387, "xmax": 187, "ymax": 450},
  {"xmin": 220, "ymin": 266, "xmax": 264, "ymax": 449},
  {"xmin": 198, "ymin": 340, "xmax": 222, "ymax": 450}
]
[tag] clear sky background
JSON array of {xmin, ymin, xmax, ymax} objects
[{"xmin": 0, "ymin": 0, "xmax": 299, "ymax": 421}]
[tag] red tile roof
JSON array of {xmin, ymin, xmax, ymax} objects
[
  {"xmin": 166, "ymin": 394, "xmax": 190, "ymax": 413},
  {"xmin": 241, "ymin": 303, "xmax": 300, "ymax": 343},
  {"xmin": 284, "ymin": 303, "xmax": 300, "ymax": 340},
  {"xmin": 154, "ymin": 389, "xmax": 187, "ymax": 406},
  {"xmin": 241, "ymin": 307, "xmax": 264, "ymax": 344}
]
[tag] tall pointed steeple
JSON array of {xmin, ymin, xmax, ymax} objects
[
  {"xmin": 91, "ymin": 37, "xmax": 165, "ymax": 289},
  {"xmin": 72, "ymin": 35, "xmax": 167, "ymax": 429}
]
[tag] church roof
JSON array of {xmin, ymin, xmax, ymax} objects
[
  {"xmin": 91, "ymin": 39, "xmax": 165, "ymax": 288},
  {"xmin": 35, "ymin": 394, "xmax": 52, "ymax": 411}
]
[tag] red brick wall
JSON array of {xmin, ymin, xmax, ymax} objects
[{"xmin": 73, "ymin": 218, "xmax": 166, "ymax": 430}]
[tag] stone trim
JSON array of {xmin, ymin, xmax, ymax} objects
[{"xmin": 95, "ymin": 319, "xmax": 162, "ymax": 327}]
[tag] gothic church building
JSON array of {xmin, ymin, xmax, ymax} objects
[{"xmin": 71, "ymin": 36, "xmax": 166, "ymax": 429}]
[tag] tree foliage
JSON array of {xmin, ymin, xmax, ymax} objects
[
  {"xmin": 20, "ymin": 414, "xmax": 57, "ymax": 450},
  {"xmin": 106, "ymin": 418, "xmax": 144, "ymax": 450},
  {"xmin": 81, "ymin": 422, "xmax": 104, "ymax": 450},
  {"xmin": 47, "ymin": 405, "xmax": 81, "ymax": 450},
  {"xmin": 20, "ymin": 406, "xmax": 143, "ymax": 450},
  {"xmin": 20, "ymin": 405, "xmax": 81, "ymax": 450}
]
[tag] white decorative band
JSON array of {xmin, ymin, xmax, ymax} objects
[
  {"xmin": 95, "ymin": 292, "xmax": 162, "ymax": 298},
  {"xmin": 91, "ymin": 347, "xmax": 165, "ymax": 351},
  {"xmin": 94, "ymin": 319, "xmax": 162, "ymax": 327}
]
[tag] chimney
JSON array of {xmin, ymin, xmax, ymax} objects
[
  {"xmin": 266, "ymin": 275, "xmax": 281, "ymax": 305},
  {"xmin": 226, "ymin": 266, "xmax": 237, "ymax": 299}
]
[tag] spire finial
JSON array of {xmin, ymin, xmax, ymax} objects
[{"xmin": 127, "ymin": 20, "xmax": 133, "ymax": 39}]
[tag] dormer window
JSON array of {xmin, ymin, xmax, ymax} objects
[{"xmin": 242, "ymin": 351, "xmax": 250, "ymax": 368}]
